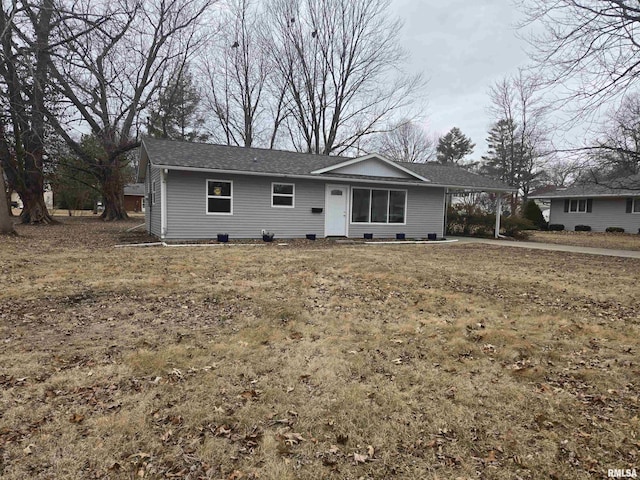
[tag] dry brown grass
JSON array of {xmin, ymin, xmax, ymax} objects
[
  {"xmin": 529, "ymin": 230, "xmax": 640, "ymax": 251},
  {"xmin": 1, "ymin": 218, "xmax": 639, "ymax": 479}
]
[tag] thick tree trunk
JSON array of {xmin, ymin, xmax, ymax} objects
[
  {"xmin": 1, "ymin": 153, "xmax": 55, "ymax": 225},
  {"xmin": 0, "ymin": 168, "xmax": 16, "ymax": 234},
  {"xmin": 19, "ymin": 190, "xmax": 54, "ymax": 224},
  {"xmin": 100, "ymin": 164, "xmax": 128, "ymax": 221},
  {"xmin": 12, "ymin": 159, "xmax": 55, "ymax": 224},
  {"xmin": 4, "ymin": 185, "xmax": 13, "ymax": 217}
]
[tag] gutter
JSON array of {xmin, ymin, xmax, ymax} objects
[
  {"xmin": 530, "ymin": 194, "xmax": 636, "ymax": 199},
  {"xmin": 160, "ymin": 168, "xmax": 167, "ymax": 239}
]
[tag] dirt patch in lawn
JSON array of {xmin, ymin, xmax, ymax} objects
[
  {"xmin": 1, "ymin": 218, "xmax": 639, "ymax": 479},
  {"xmin": 529, "ymin": 230, "xmax": 640, "ymax": 251}
]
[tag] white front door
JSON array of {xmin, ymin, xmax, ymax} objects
[{"xmin": 325, "ymin": 184, "xmax": 348, "ymax": 236}]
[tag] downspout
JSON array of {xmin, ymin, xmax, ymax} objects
[
  {"xmin": 161, "ymin": 168, "xmax": 167, "ymax": 239},
  {"xmin": 443, "ymin": 188, "xmax": 449, "ymax": 237},
  {"xmin": 495, "ymin": 194, "xmax": 505, "ymax": 238}
]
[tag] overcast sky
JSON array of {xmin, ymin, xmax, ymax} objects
[{"xmin": 391, "ymin": 0, "xmax": 529, "ymax": 157}]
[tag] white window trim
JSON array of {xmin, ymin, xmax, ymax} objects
[
  {"xmin": 350, "ymin": 187, "xmax": 408, "ymax": 225},
  {"xmin": 271, "ymin": 182, "xmax": 295, "ymax": 208},
  {"xmin": 568, "ymin": 198, "xmax": 588, "ymax": 213},
  {"xmin": 152, "ymin": 181, "xmax": 157, "ymax": 205},
  {"xmin": 633, "ymin": 198, "xmax": 640, "ymax": 214},
  {"xmin": 206, "ymin": 179, "xmax": 233, "ymax": 215}
]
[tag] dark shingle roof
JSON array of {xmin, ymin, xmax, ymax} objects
[
  {"xmin": 140, "ymin": 137, "xmax": 512, "ymax": 190},
  {"xmin": 530, "ymin": 175, "xmax": 640, "ymax": 198},
  {"xmin": 397, "ymin": 161, "xmax": 513, "ymax": 190},
  {"xmin": 124, "ymin": 183, "xmax": 145, "ymax": 196}
]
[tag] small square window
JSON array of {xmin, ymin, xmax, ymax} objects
[
  {"xmin": 272, "ymin": 183, "xmax": 294, "ymax": 208},
  {"xmin": 207, "ymin": 180, "xmax": 232, "ymax": 214}
]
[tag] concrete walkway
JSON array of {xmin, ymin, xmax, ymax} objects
[{"xmin": 450, "ymin": 236, "xmax": 640, "ymax": 259}]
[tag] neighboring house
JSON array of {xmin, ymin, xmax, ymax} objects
[
  {"xmin": 10, "ymin": 188, "xmax": 53, "ymax": 209},
  {"xmin": 530, "ymin": 176, "xmax": 640, "ymax": 232},
  {"xmin": 124, "ymin": 183, "xmax": 145, "ymax": 212},
  {"xmin": 10, "ymin": 191, "xmax": 21, "ymax": 209},
  {"xmin": 138, "ymin": 137, "xmax": 512, "ymax": 240}
]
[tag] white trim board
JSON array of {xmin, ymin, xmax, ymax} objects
[{"xmin": 310, "ymin": 154, "xmax": 430, "ymax": 182}]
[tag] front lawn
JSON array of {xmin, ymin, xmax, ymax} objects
[
  {"xmin": 529, "ymin": 230, "xmax": 640, "ymax": 251},
  {"xmin": 1, "ymin": 218, "xmax": 638, "ymax": 479}
]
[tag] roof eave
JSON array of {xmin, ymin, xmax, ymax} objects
[{"xmin": 530, "ymin": 193, "xmax": 636, "ymax": 199}]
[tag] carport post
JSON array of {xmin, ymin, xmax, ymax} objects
[{"xmin": 495, "ymin": 195, "xmax": 502, "ymax": 238}]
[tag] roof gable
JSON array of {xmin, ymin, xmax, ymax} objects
[{"xmin": 311, "ymin": 154, "xmax": 429, "ymax": 182}]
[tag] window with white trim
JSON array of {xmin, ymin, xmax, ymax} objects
[
  {"xmin": 351, "ymin": 188, "xmax": 406, "ymax": 224},
  {"xmin": 565, "ymin": 198, "xmax": 592, "ymax": 213},
  {"xmin": 272, "ymin": 183, "xmax": 294, "ymax": 207},
  {"xmin": 207, "ymin": 180, "xmax": 232, "ymax": 214},
  {"xmin": 152, "ymin": 181, "xmax": 157, "ymax": 205},
  {"xmin": 571, "ymin": 199, "xmax": 586, "ymax": 212},
  {"xmin": 634, "ymin": 198, "xmax": 640, "ymax": 213}
]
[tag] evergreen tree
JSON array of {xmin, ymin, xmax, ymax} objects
[
  {"xmin": 52, "ymin": 152, "xmax": 101, "ymax": 213},
  {"xmin": 436, "ymin": 127, "xmax": 475, "ymax": 165},
  {"xmin": 481, "ymin": 119, "xmax": 517, "ymax": 185},
  {"xmin": 148, "ymin": 66, "xmax": 206, "ymax": 142},
  {"xmin": 481, "ymin": 119, "xmax": 540, "ymax": 213},
  {"xmin": 522, "ymin": 199, "xmax": 545, "ymax": 229}
]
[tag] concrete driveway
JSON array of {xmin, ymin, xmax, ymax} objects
[{"xmin": 450, "ymin": 236, "xmax": 640, "ymax": 259}]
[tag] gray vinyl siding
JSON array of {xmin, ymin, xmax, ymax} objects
[
  {"xmin": 550, "ymin": 197, "xmax": 640, "ymax": 233},
  {"xmin": 333, "ymin": 158, "xmax": 413, "ymax": 178},
  {"xmin": 347, "ymin": 184, "xmax": 444, "ymax": 238},
  {"xmin": 148, "ymin": 167, "xmax": 161, "ymax": 237},
  {"xmin": 163, "ymin": 170, "xmax": 446, "ymax": 239},
  {"xmin": 165, "ymin": 171, "xmax": 325, "ymax": 239}
]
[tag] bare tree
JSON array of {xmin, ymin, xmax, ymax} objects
[
  {"xmin": 483, "ymin": 71, "xmax": 549, "ymax": 211},
  {"xmin": 0, "ymin": 0, "xmax": 56, "ymax": 224},
  {"xmin": 539, "ymin": 158, "xmax": 578, "ymax": 188},
  {"xmin": 199, "ymin": 0, "xmax": 275, "ymax": 147},
  {"xmin": 519, "ymin": 0, "xmax": 640, "ymax": 115},
  {"xmin": 373, "ymin": 120, "xmax": 435, "ymax": 163},
  {"xmin": 266, "ymin": 0, "xmax": 422, "ymax": 155},
  {"xmin": 45, "ymin": 0, "xmax": 214, "ymax": 220},
  {"xmin": 595, "ymin": 94, "xmax": 640, "ymax": 176}
]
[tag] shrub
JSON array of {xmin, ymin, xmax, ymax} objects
[
  {"xmin": 548, "ymin": 224, "xmax": 564, "ymax": 231},
  {"xmin": 522, "ymin": 200, "xmax": 546, "ymax": 230},
  {"xmin": 446, "ymin": 206, "xmax": 534, "ymax": 239},
  {"xmin": 606, "ymin": 227, "xmax": 625, "ymax": 233},
  {"xmin": 574, "ymin": 225, "xmax": 591, "ymax": 232},
  {"xmin": 446, "ymin": 205, "xmax": 496, "ymax": 237},
  {"xmin": 502, "ymin": 216, "xmax": 536, "ymax": 239}
]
